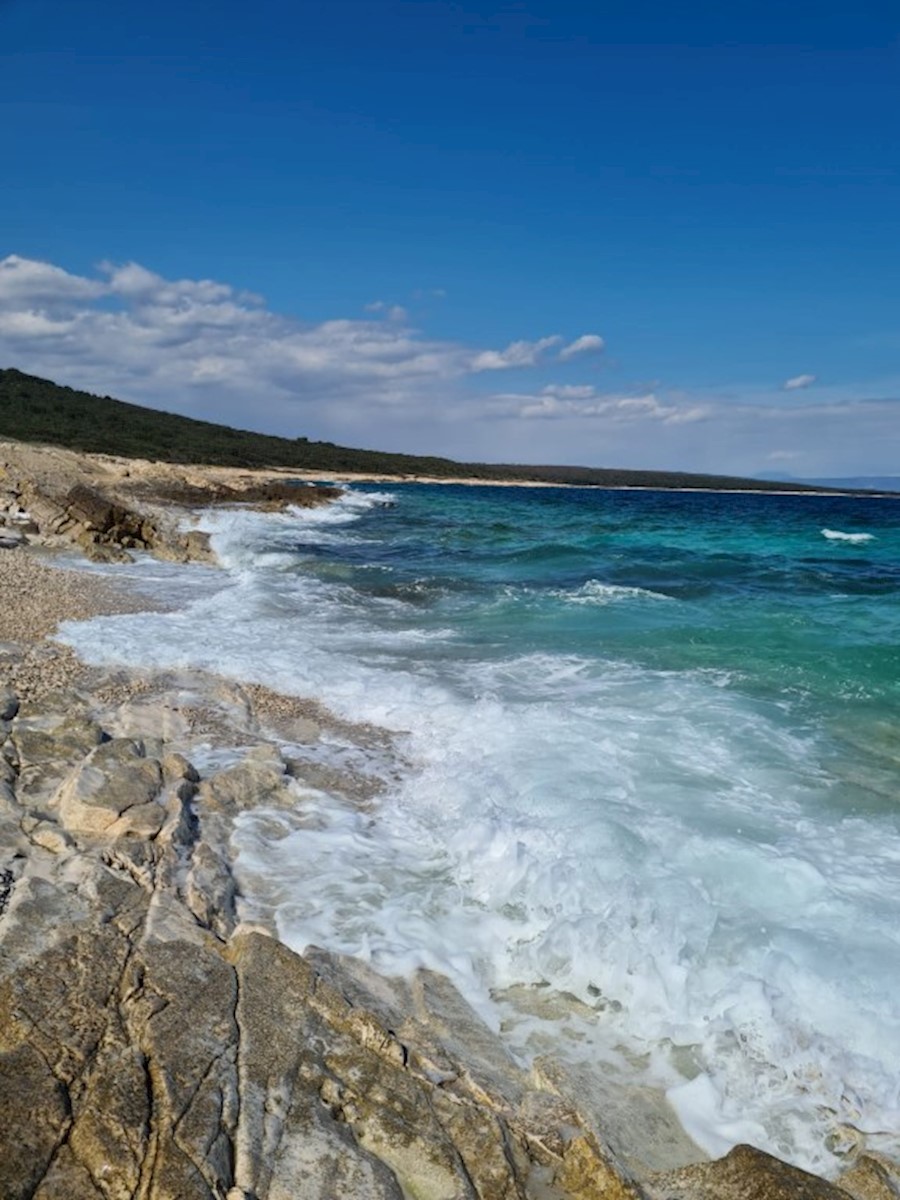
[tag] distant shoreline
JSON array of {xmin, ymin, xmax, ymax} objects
[
  {"xmin": 280, "ymin": 468, "xmax": 900, "ymax": 498},
  {"xmin": 4, "ymin": 370, "xmax": 894, "ymax": 498}
]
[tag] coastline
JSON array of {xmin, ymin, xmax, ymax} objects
[{"xmin": 0, "ymin": 443, "xmax": 896, "ymax": 1199}]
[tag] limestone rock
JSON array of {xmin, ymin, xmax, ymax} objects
[
  {"xmin": 2, "ymin": 662, "xmax": 879, "ymax": 1200},
  {"xmin": 11, "ymin": 714, "xmax": 104, "ymax": 771},
  {"xmin": 195, "ymin": 748, "xmax": 293, "ymax": 820},
  {"xmin": 56, "ymin": 737, "xmax": 164, "ymax": 837},
  {"xmin": 645, "ymin": 1143, "xmax": 856, "ymax": 1199},
  {"xmin": 79, "ymin": 537, "xmax": 134, "ymax": 564},
  {"xmin": 0, "ymin": 1044, "xmax": 70, "ymax": 1200},
  {"xmin": 0, "ymin": 685, "xmax": 19, "ymax": 720},
  {"xmin": 839, "ymin": 1154, "xmax": 900, "ymax": 1200},
  {"xmin": 532, "ymin": 1056, "xmax": 705, "ymax": 1178}
]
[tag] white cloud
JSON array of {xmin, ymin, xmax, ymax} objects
[
  {"xmin": 0, "ymin": 256, "xmax": 569, "ymax": 438},
  {"xmin": 783, "ymin": 373, "xmax": 816, "ymax": 390},
  {"xmin": 470, "ymin": 336, "xmax": 562, "ymax": 371},
  {"xmin": 558, "ymin": 333, "xmax": 605, "ymax": 361},
  {"xmin": 363, "ymin": 301, "xmax": 409, "ymax": 321},
  {"xmin": 502, "ymin": 383, "xmax": 709, "ymax": 426},
  {"xmin": 0, "ymin": 255, "xmax": 105, "ymax": 307},
  {"xmin": 1, "ymin": 255, "xmax": 897, "ymax": 475}
]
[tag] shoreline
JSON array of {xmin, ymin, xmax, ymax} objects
[
  {"xmin": 211, "ymin": 465, "xmax": 900, "ymax": 498},
  {"xmin": 0, "ymin": 545, "xmax": 169, "ymax": 701},
  {"xmin": 5, "ymin": 435, "xmax": 896, "ymax": 502},
  {"xmin": 1, "ymin": 444, "xmax": 896, "ymax": 1199}
]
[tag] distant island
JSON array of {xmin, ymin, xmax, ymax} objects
[{"xmin": 0, "ymin": 367, "xmax": 889, "ymax": 495}]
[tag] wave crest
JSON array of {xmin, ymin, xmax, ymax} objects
[
  {"xmin": 822, "ymin": 529, "xmax": 875, "ymax": 544},
  {"xmin": 561, "ymin": 579, "xmax": 672, "ymax": 605}
]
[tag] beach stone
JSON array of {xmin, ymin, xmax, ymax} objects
[
  {"xmin": 184, "ymin": 837, "xmax": 238, "ymax": 938},
  {"xmin": 111, "ymin": 693, "xmax": 193, "ymax": 743},
  {"xmin": 0, "ymin": 686, "xmax": 18, "ymax": 720},
  {"xmin": 11, "ymin": 517, "xmax": 39, "ymax": 535},
  {"xmin": 162, "ymin": 750, "xmax": 200, "ymax": 784},
  {"xmin": 227, "ymin": 933, "xmax": 406, "ymax": 1200}
]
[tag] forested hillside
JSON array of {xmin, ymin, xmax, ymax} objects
[{"xmin": 0, "ymin": 368, "xmax": 836, "ymax": 492}]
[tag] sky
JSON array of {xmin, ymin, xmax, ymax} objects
[{"xmin": 1, "ymin": 0, "xmax": 898, "ymax": 476}]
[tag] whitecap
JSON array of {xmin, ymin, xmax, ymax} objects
[
  {"xmin": 560, "ymin": 579, "xmax": 672, "ymax": 604},
  {"xmin": 822, "ymin": 528, "xmax": 875, "ymax": 544}
]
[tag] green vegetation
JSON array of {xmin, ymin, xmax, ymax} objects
[{"xmin": 0, "ymin": 367, "xmax": 839, "ymax": 492}]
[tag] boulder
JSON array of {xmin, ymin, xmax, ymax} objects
[{"xmin": 56, "ymin": 738, "xmax": 165, "ymax": 837}]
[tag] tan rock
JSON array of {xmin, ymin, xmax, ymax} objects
[
  {"xmin": 56, "ymin": 738, "xmax": 164, "ymax": 836},
  {"xmin": 532, "ymin": 1056, "xmax": 705, "ymax": 1178},
  {"xmin": 838, "ymin": 1154, "xmax": 900, "ymax": 1200},
  {"xmin": 645, "ymin": 1143, "xmax": 855, "ymax": 1199},
  {"xmin": 1, "ymin": 657, "xmax": 880, "ymax": 1200}
]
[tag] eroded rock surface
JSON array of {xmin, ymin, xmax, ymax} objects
[
  {"xmin": 0, "ymin": 672, "xmax": 894, "ymax": 1200},
  {"xmin": 0, "ymin": 439, "xmax": 340, "ymax": 565}
]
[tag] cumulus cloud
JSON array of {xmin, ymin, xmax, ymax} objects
[
  {"xmin": 558, "ymin": 333, "xmax": 605, "ymax": 361},
  {"xmin": 496, "ymin": 383, "xmax": 709, "ymax": 426},
  {"xmin": 783, "ymin": 373, "xmax": 816, "ymax": 390},
  {"xmin": 0, "ymin": 256, "xmax": 576, "ymax": 438},
  {"xmin": 0, "ymin": 255, "xmax": 105, "ymax": 306},
  {"xmin": 2, "ymin": 254, "xmax": 896, "ymax": 475},
  {"xmin": 470, "ymin": 336, "xmax": 562, "ymax": 371}
]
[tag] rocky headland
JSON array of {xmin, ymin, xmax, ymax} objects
[{"xmin": 0, "ymin": 439, "xmax": 898, "ymax": 1200}]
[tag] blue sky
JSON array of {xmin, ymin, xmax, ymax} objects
[{"xmin": 1, "ymin": 0, "xmax": 898, "ymax": 475}]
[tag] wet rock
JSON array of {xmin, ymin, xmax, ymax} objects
[
  {"xmin": 195, "ymin": 747, "xmax": 293, "ymax": 820},
  {"xmin": 79, "ymin": 538, "xmax": 134, "ymax": 564},
  {"xmin": 838, "ymin": 1154, "xmax": 900, "ymax": 1200},
  {"xmin": 2, "ymin": 665, "xmax": 881, "ymax": 1200},
  {"xmin": 645, "ymin": 1143, "xmax": 856, "ymax": 1199},
  {"xmin": 532, "ymin": 1056, "xmax": 705, "ymax": 1178}
]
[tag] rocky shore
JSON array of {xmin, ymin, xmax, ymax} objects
[{"xmin": 1, "ymin": 439, "xmax": 898, "ymax": 1199}]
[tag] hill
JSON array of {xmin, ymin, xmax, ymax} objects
[{"xmin": 0, "ymin": 368, "xmax": 853, "ymax": 493}]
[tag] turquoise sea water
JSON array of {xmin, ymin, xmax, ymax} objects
[{"xmin": 61, "ymin": 483, "xmax": 900, "ymax": 1175}]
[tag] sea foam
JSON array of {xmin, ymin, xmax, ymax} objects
[
  {"xmin": 56, "ymin": 486, "xmax": 900, "ymax": 1178},
  {"xmin": 822, "ymin": 528, "xmax": 875, "ymax": 543},
  {"xmin": 560, "ymin": 578, "xmax": 672, "ymax": 604}
]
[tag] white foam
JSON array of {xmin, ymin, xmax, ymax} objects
[
  {"xmin": 56, "ymin": 493, "xmax": 900, "ymax": 1177},
  {"xmin": 822, "ymin": 528, "xmax": 875, "ymax": 543},
  {"xmin": 559, "ymin": 579, "xmax": 672, "ymax": 604}
]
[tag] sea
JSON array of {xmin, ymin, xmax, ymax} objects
[{"xmin": 58, "ymin": 482, "xmax": 900, "ymax": 1177}]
